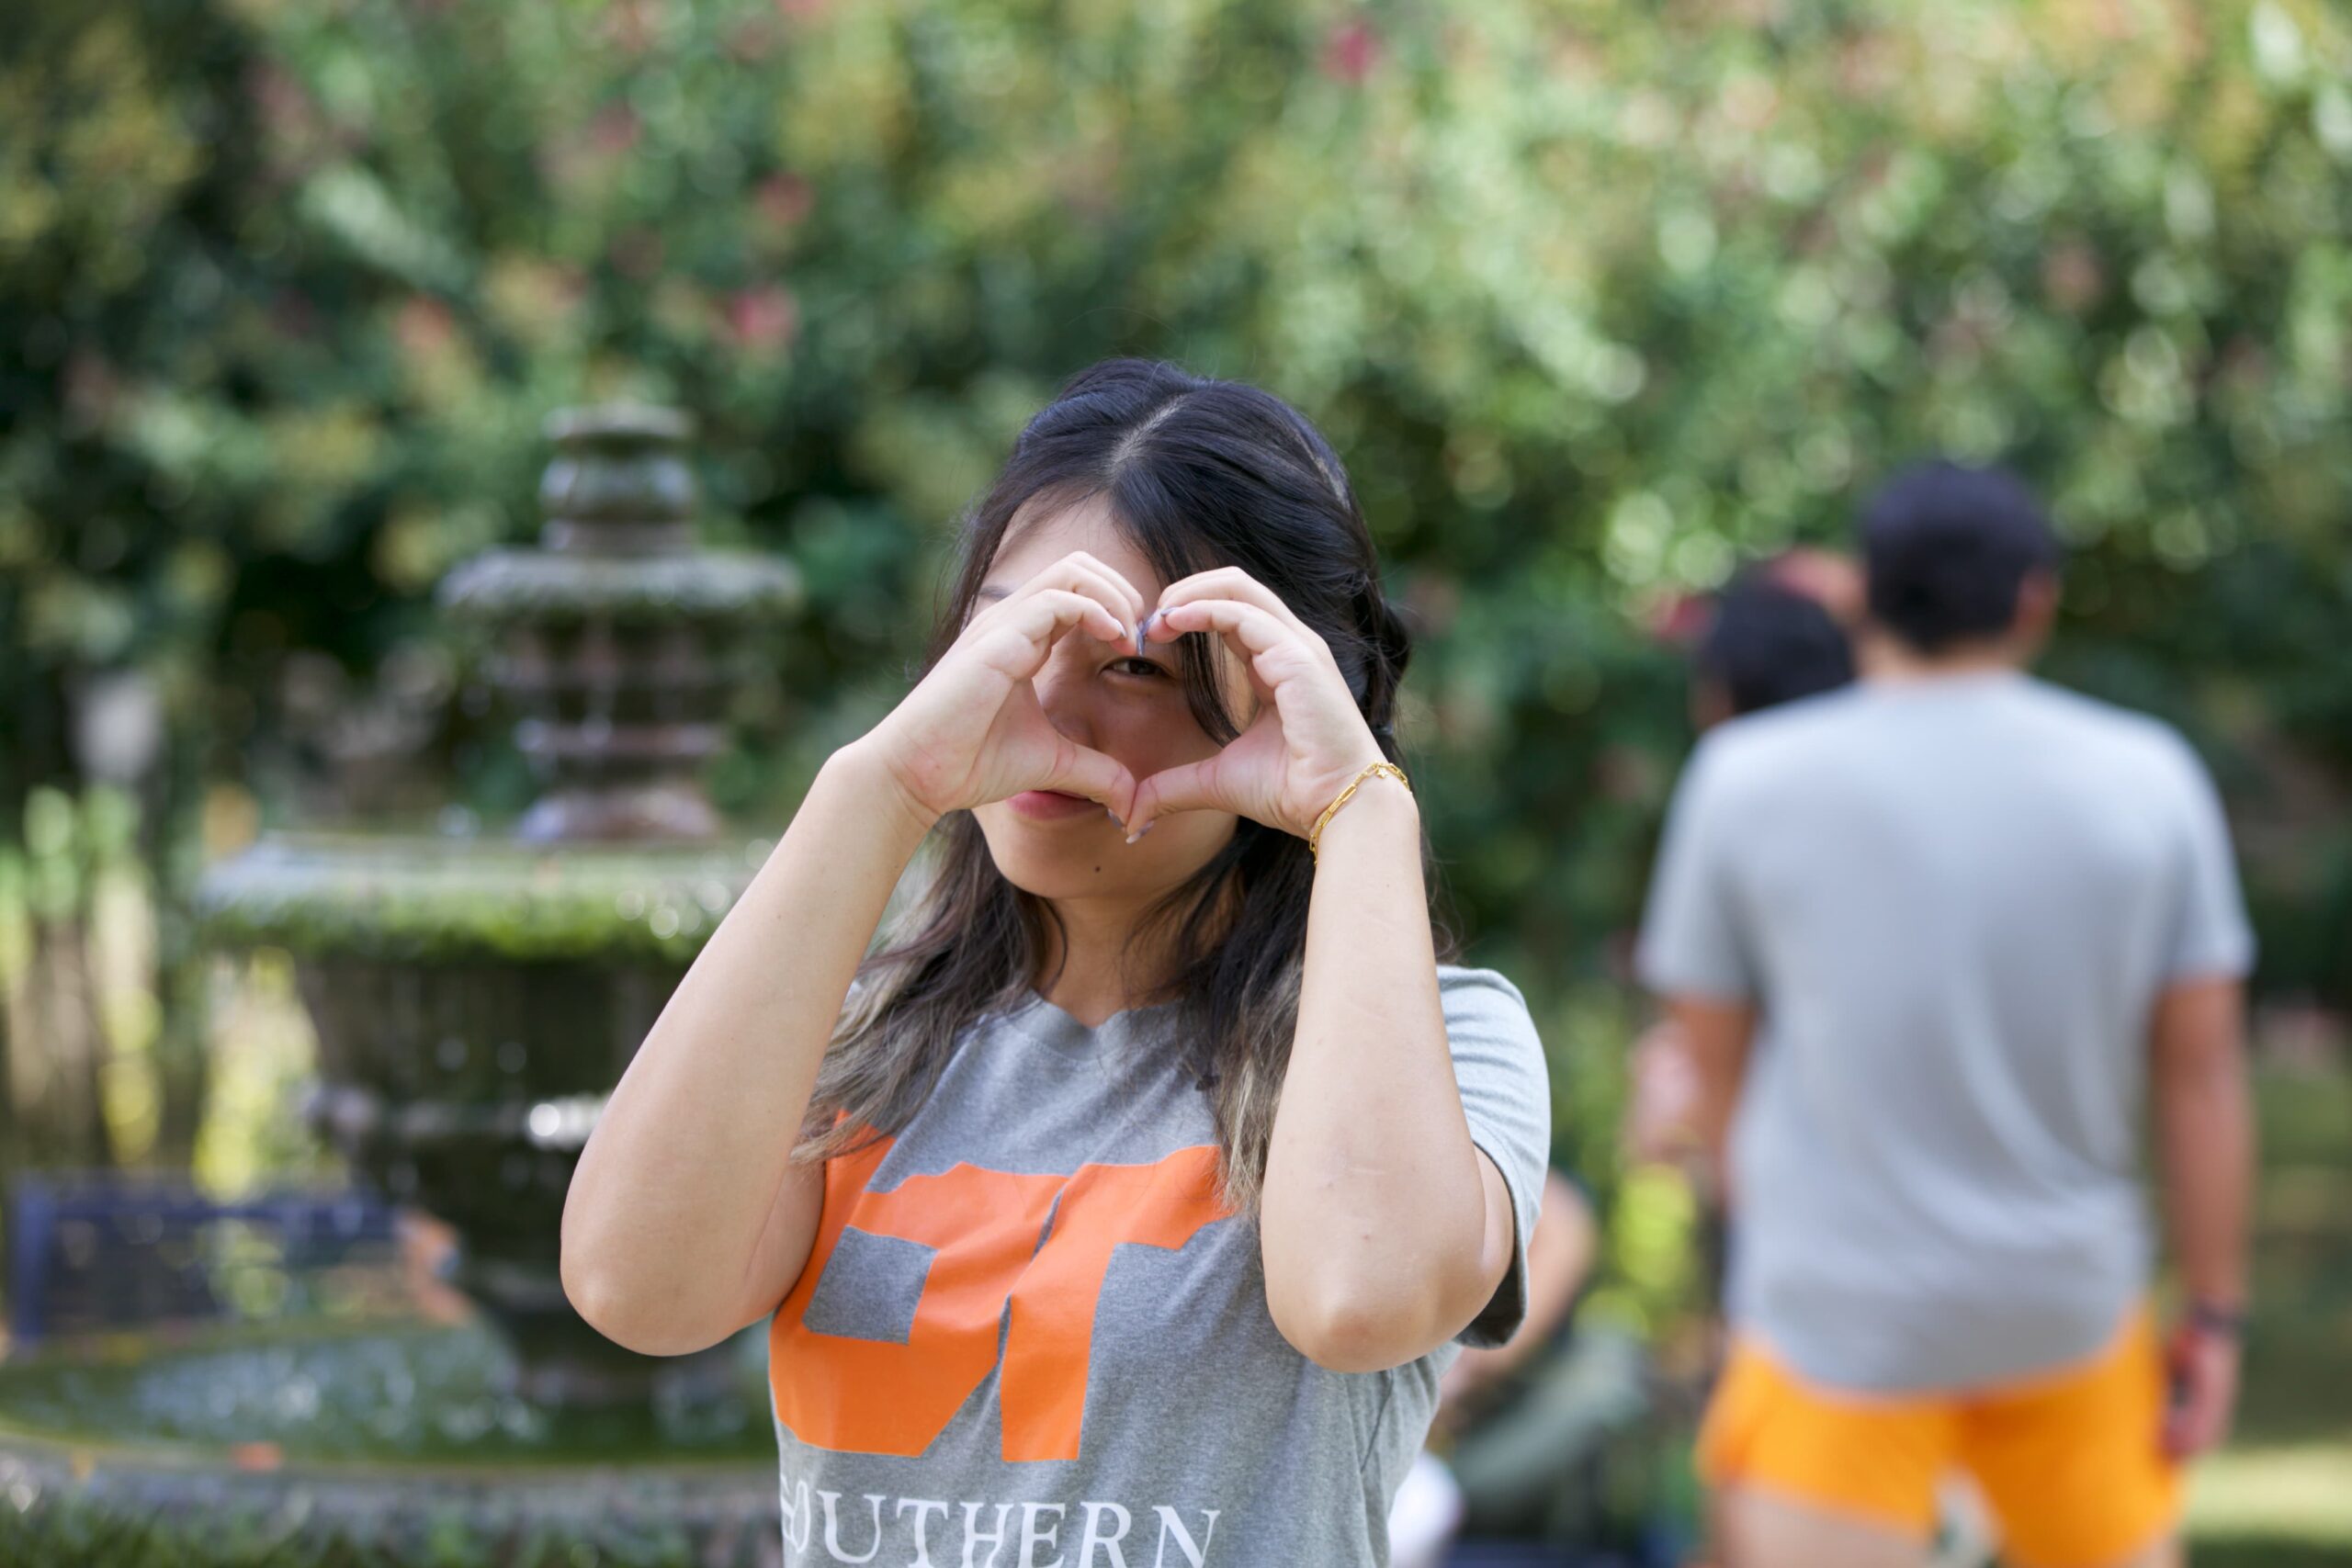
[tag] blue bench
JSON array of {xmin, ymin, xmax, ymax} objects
[{"xmin": 6, "ymin": 1170, "xmax": 398, "ymax": 1347}]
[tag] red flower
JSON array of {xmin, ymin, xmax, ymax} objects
[
  {"xmin": 1323, "ymin": 19, "xmax": 1381, "ymax": 84},
  {"xmin": 728, "ymin": 17, "xmax": 778, "ymax": 60},
  {"xmin": 1647, "ymin": 589, "xmax": 1713, "ymax": 646},
  {"xmin": 726, "ymin": 286, "xmax": 799, "ymax": 355},
  {"xmin": 394, "ymin": 298, "xmax": 458, "ymax": 360},
  {"xmin": 756, "ymin": 174, "xmax": 815, "ymax": 231},
  {"xmin": 589, "ymin": 105, "xmax": 640, "ymax": 157}
]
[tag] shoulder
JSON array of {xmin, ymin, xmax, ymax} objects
[
  {"xmin": 2015, "ymin": 680, "xmax": 2214, "ymax": 789},
  {"xmin": 1681, "ymin": 685, "xmax": 1868, "ymax": 802},
  {"xmin": 1437, "ymin": 962, "xmax": 1531, "ymax": 1012},
  {"xmin": 1435, "ymin": 964, "xmax": 1542, "ymax": 1049},
  {"xmin": 1433, "ymin": 964, "xmax": 1550, "ymax": 1145}
]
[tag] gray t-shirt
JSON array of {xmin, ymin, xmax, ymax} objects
[
  {"xmin": 1636, "ymin": 671, "xmax": 2254, "ymax": 1393},
  {"xmin": 765, "ymin": 964, "xmax": 1550, "ymax": 1566}
]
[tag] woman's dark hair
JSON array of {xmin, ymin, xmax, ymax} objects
[
  {"xmin": 796, "ymin": 358, "xmax": 1453, "ymax": 1213},
  {"xmin": 1700, "ymin": 573, "xmax": 1856, "ymax": 716},
  {"xmin": 1860, "ymin": 459, "xmax": 2062, "ymax": 654}
]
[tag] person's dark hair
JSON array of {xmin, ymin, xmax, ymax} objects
[
  {"xmin": 796, "ymin": 358, "xmax": 1453, "ymax": 1213},
  {"xmin": 1699, "ymin": 573, "xmax": 1856, "ymax": 716},
  {"xmin": 1860, "ymin": 459, "xmax": 2061, "ymax": 654}
]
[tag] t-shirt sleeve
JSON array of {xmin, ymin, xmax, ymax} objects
[
  {"xmin": 1634, "ymin": 737, "xmax": 1758, "ymax": 1001},
  {"xmin": 2161, "ymin": 735, "xmax": 2257, "ymax": 983},
  {"xmin": 1440, "ymin": 966, "xmax": 1554, "ymax": 1349}
]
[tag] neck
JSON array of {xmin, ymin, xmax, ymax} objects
[
  {"xmin": 1032, "ymin": 888, "xmax": 1182, "ymax": 1028},
  {"xmin": 1033, "ymin": 874, "xmax": 1240, "ymax": 1027},
  {"xmin": 1859, "ymin": 632, "xmax": 2029, "ymax": 684}
]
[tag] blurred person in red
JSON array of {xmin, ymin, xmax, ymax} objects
[{"xmin": 1636, "ymin": 461, "xmax": 2256, "ymax": 1568}]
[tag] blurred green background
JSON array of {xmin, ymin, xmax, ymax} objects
[{"xmin": 3, "ymin": 0, "xmax": 2347, "ymax": 1559}]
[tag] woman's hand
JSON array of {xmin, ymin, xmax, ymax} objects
[
  {"xmin": 856, "ymin": 550, "xmax": 1147, "ymax": 828},
  {"xmin": 1125, "ymin": 566, "xmax": 1387, "ymax": 841}
]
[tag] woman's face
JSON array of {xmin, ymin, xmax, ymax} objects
[{"xmin": 969, "ymin": 493, "xmax": 1250, "ymax": 903}]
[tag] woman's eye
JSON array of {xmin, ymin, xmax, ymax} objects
[{"xmin": 1110, "ymin": 658, "xmax": 1166, "ymax": 679}]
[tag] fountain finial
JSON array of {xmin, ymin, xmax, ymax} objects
[{"xmin": 437, "ymin": 402, "xmax": 799, "ymax": 841}]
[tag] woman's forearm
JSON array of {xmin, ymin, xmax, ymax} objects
[
  {"xmin": 559, "ymin": 741, "xmax": 936, "ymax": 1353},
  {"xmin": 1261, "ymin": 776, "xmax": 1501, "ymax": 1371}
]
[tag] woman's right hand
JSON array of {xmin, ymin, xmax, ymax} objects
[{"xmin": 854, "ymin": 550, "xmax": 1148, "ymax": 829}]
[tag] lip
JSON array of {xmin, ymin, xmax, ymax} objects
[{"xmin": 1007, "ymin": 789, "xmax": 1104, "ymax": 822}]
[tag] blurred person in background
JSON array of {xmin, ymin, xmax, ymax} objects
[
  {"xmin": 1624, "ymin": 558, "xmax": 1990, "ymax": 1568},
  {"xmin": 1682, "ymin": 554, "xmax": 1862, "ymax": 736},
  {"xmin": 1636, "ymin": 461, "xmax": 2256, "ymax": 1568},
  {"xmin": 1626, "ymin": 561, "xmax": 1860, "ymax": 1199},
  {"xmin": 1396, "ymin": 562, "xmax": 1864, "ymax": 1568},
  {"xmin": 1388, "ymin": 1166, "xmax": 1636, "ymax": 1567}
]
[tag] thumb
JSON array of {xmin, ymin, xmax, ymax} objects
[
  {"xmin": 1037, "ymin": 740, "xmax": 1138, "ymax": 829},
  {"xmin": 2159, "ymin": 1344, "xmax": 2218, "ymax": 1459},
  {"xmin": 1127, "ymin": 756, "xmax": 1228, "ymax": 841},
  {"xmin": 2163, "ymin": 1392, "xmax": 2213, "ymax": 1459}
]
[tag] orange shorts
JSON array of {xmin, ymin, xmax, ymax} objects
[{"xmin": 1697, "ymin": 1304, "xmax": 2182, "ymax": 1568}]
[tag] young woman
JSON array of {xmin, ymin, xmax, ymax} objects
[{"xmin": 561, "ymin": 358, "xmax": 1551, "ymax": 1565}]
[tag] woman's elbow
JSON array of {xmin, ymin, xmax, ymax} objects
[
  {"xmin": 561, "ymin": 1251, "xmax": 731, "ymax": 1359},
  {"xmin": 1268, "ymin": 1271, "xmax": 1454, "ymax": 1373}
]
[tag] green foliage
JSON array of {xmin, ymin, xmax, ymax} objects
[{"xmin": 4, "ymin": 0, "xmax": 2349, "ymax": 1002}]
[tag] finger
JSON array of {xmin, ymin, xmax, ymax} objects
[
  {"xmin": 1126, "ymin": 755, "xmax": 1227, "ymax": 840},
  {"xmin": 2160, "ymin": 1404, "xmax": 2190, "ymax": 1460},
  {"xmin": 989, "ymin": 589, "xmax": 1129, "ymax": 675},
  {"xmin": 992, "ymin": 552, "xmax": 1147, "ymax": 639},
  {"xmin": 1152, "ymin": 596, "xmax": 1319, "ymax": 705},
  {"xmin": 1035, "ymin": 739, "xmax": 1137, "ymax": 829},
  {"xmin": 2187, "ymin": 1381, "xmax": 2231, "ymax": 1455},
  {"xmin": 983, "ymin": 564, "xmax": 1138, "ymax": 649},
  {"xmin": 2163, "ymin": 1404, "xmax": 2211, "ymax": 1459},
  {"xmin": 1046, "ymin": 557, "xmax": 1148, "ymax": 644},
  {"xmin": 2160, "ymin": 1375, "xmax": 2222, "ymax": 1459},
  {"xmin": 1157, "ymin": 566, "xmax": 1317, "ymax": 642},
  {"xmin": 1060, "ymin": 551, "xmax": 1150, "ymax": 630},
  {"xmin": 1149, "ymin": 596, "xmax": 1295, "ymax": 659}
]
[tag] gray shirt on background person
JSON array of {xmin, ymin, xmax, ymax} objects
[{"xmin": 1636, "ymin": 670, "xmax": 2256, "ymax": 1393}]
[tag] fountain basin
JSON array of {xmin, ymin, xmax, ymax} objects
[{"xmin": 0, "ymin": 1312, "xmax": 783, "ymax": 1567}]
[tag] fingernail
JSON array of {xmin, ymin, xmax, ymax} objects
[
  {"xmin": 1125, "ymin": 821, "xmax": 1154, "ymax": 844},
  {"xmin": 1134, "ymin": 612, "xmax": 1152, "ymax": 656},
  {"xmin": 1105, "ymin": 807, "xmax": 1125, "ymax": 829}
]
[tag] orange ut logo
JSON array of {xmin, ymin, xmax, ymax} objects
[{"xmin": 769, "ymin": 1137, "xmax": 1229, "ymax": 1461}]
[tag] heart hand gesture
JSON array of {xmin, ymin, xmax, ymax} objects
[{"xmin": 1126, "ymin": 567, "xmax": 1390, "ymax": 842}]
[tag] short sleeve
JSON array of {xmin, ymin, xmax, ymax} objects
[
  {"xmin": 1439, "ymin": 966, "xmax": 1553, "ymax": 1349},
  {"xmin": 1634, "ymin": 738, "xmax": 1758, "ymax": 1002},
  {"xmin": 2161, "ymin": 736, "xmax": 2256, "ymax": 983}
]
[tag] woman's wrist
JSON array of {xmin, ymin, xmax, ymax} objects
[
  {"xmin": 1306, "ymin": 768, "xmax": 1418, "ymax": 861},
  {"xmin": 825, "ymin": 739, "xmax": 945, "ymax": 847}
]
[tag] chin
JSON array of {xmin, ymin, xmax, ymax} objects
[
  {"xmin": 974, "ymin": 807, "xmax": 1236, "ymax": 901},
  {"xmin": 972, "ymin": 807, "xmax": 1112, "ymax": 897}
]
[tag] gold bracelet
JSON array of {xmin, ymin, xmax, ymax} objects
[{"xmin": 1308, "ymin": 761, "xmax": 1411, "ymax": 862}]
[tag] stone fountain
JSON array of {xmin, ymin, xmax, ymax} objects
[{"xmin": 0, "ymin": 406, "xmax": 804, "ymax": 1566}]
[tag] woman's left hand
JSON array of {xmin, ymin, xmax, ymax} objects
[{"xmin": 1125, "ymin": 566, "xmax": 1389, "ymax": 842}]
